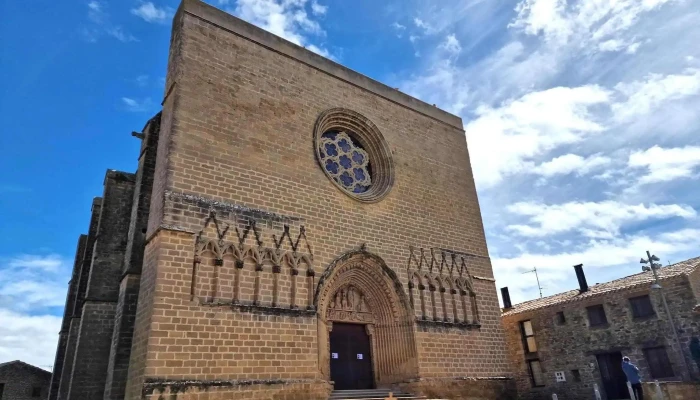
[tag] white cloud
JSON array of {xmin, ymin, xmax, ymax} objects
[
  {"xmin": 311, "ymin": 0, "xmax": 327, "ymax": 16},
  {"xmin": 465, "ymin": 85, "xmax": 610, "ymax": 189},
  {"xmin": 439, "ymin": 34, "xmax": 462, "ymax": 55},
  {"xmin": 392, "ymin": 22, "xmax": 406, "ymax": 31},
  {"xmin": 510, "ymin": 0, "xmax": 676, "ymax": 51},
  {"xmin": 613, "ymin": 69, "xmax": 700, "ymax": 122},
  {"xmin": 494, "ymin": 228, "xmax": 700, "ymax": 302},
  {"xmin": 131, "ymin": 2, "xmax": 175, "ymax": 24},
  {"xmin": 0, "ymin": 254, "xmax": 70, "ymax": 312},
  {"xmin": 87, "ymin": 1, "xmax": 104, "ymax": 23},
  {"xmin": 599, "ymin": 39, "xmax": 626, "ymax": 52},
  {"xmin": 83, "ymin": 1, "xmax": 137, "ymax": 43},
  {"xmin": 506, "ymin": 201, "xmax": 696, "ymax": 238},
  {"xmin": 8, "ymin": 254, "xmax": 64, "ymax": 272},
  {"xmin": 0, "ymin": 253, "xmax": 72, "ymax": 368},
  {"xmin": 626, "ymin": 42, "xmax": 641, "ymax": 54},
  {"xmin": 0, "ymin": 309, "xmax": 61, "ymax": 368},
  {"xmin": 135, "ymin": 74, "xmax": 149, "ymax": 87},
  {"xmin": 235, "ymin": 0, "xmax": 319, "ymax": 43},
  {"xmin": 228, "ymin": 0, "xmax": 332, "ymax": 58},
  {"xmin": 394, "ymin": 0, "xmax": 700, "ymax": 307},
  {"xmin": 414, "ymin": 17, "xmax": 436, "ymax": 34},
  {"xmin": 122, "ymin": 98, "xmax": 139, "ymax": 108},
  {"xmin": 510, "ymin": 0, "xmax": 571, "ymax": 43},
  {"xmin": 628, "ymin": 145, "xmax": 700, "ymax": 184},
  {"xmin": 121, "ymin": 97, "xmax": 154, "ymax": 112},
  {"xmin": 307, "ymin": 44, "xmax": 336, "ymax": 60},
  {"xmin": 106, "ymin": 27, "xmax": 138, "ymax": 43},
  {"xmin": 392, "ymin": 22, "xmax": 407, "ymax": 38},
  {"xmin": 402, "ymin": 38, "xmax": 563, "ymax": 125},
  {"xmin": 531, "ymin": 153, "xmax": 610, "ymax": 177},
  {"xmin": 2, "ymin": 281, "xmax": 67, "ymax": 308}
]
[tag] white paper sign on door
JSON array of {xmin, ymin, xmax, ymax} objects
[
  {"xmin": 357, "ymin": 354, "xmax": 363, "ymax": 360},
  {"xmin": 331, "ymin": 353, "xmax": 338, "ymax": 359}
]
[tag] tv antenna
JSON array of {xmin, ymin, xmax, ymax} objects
[{"xmin": 522, "ymin": 267, "xmax": 544, "ymax": 298}]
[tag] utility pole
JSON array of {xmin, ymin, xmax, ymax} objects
[
  {"xmin": 522, "ymin": 267, "xmax": 544, "ymax": 298},
  {"xmin": 641, "ymin": 251, "xmax": 693, "ymax": 379}
]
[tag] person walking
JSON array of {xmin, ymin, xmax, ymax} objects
[{"xmin": 622, "ymin": 356, "xmax": 643, "ymax": 400}]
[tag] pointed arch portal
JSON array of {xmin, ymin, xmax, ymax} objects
[{"xmin": 316, "ymin": 251, "xmax": 419, "ymax": 388}]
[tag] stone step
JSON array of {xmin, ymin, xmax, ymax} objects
[{"xmin": 329, "ymin": 389, "xmax": 428, "ymax": 400}]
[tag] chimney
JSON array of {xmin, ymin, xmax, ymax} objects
[
  {"xmin": 501, "ymin": 287, "xmax": 513, "ymax": 309},
  {"xmin": 574, "ymin": 264, "xmax": 589, "ymax": 293}
]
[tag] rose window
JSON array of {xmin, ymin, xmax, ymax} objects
[
  {"xmin": 318, "ymin": 131, "xmax": 372, "ymax": 193},
  {"xmin": 314, "ymin": 108, "xmax": 394, "ymax": 202}
]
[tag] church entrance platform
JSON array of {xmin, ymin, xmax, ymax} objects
[{"xmin": 329, "ymin": 388, "xmax": 429, "ymax": 399}]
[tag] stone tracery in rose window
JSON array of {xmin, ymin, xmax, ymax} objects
[{"xmin": 318, "ymin": 131, "xmax": 372, "ymax": 194}]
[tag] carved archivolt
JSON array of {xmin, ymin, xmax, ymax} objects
[
  {"xmin": 316, "ymin": 250, "xmax": 418, "ymax": 386},
  {"xmin": 191, "ymin": 212, "xmax": 315, "ymax": 310},
  {"xmin": 406, "ymin": 247, "xmax": 480, "ymax": 325}
]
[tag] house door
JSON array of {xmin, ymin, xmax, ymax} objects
[
  {"xmin": 330, "ymin": 323, "xmax": 373, "ymax": 390},
  {"xmin": 596, "ymin": 352, "xmax": 630, "ymax": 400}
]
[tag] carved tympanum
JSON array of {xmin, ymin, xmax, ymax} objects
[{"xmin": 326, "ymin": 285, "xmax": 375, "ymax": 323}]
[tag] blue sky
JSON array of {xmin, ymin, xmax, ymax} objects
[{"xmin": 1, "ymin": 0, "xmax": 700, "ymax": 368}]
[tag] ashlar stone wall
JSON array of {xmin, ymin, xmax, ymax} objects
[{"xmin": 125, "ymin": 0, "xmax": 512, "ymax": 399}]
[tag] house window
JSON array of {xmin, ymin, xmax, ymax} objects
[
  {"xmin": 587, "ymin": 304, "xmax": 608, "ymax": 327},
  {"xmin": 528, "ymin": 359, "xmax": 545, "ymax": 387},
  {"xmin": 32, "ymin": 386, "xmax": 42, "ymax": 397},
  {"xmin": 630, "ymin": 295, "xmax": 655, "ymax": 319},
  {"xmin": 520, "ymin": 320, "xmax": 538, "ymax": 353},
  {"xmin": 644, "ymin": 346, "xmax": 674, "ymax": 379},
  {"xmin": 571, "ymin": 369, "xmax": 581, "ymax": 382},
  {"xmin": 556, "ymin": 311, "xmax": 566, "ymax": 325}
]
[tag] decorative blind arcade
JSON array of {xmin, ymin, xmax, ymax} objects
[{"xmin": 319, "ymin": 131, "xmax": 372, "ymax": 194}]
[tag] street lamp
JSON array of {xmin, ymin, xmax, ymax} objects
[
  {"xmin": 640, "ymin": 251, "xmax": 693, "ymax": 379},
  {"xmin": 640, "ymin": 254, "xmax": 663, "ymax": 289}
]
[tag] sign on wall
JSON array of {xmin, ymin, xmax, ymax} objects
[{"xmin": 555, "ymin": 371, "xmax": 566, "ymax": 382}]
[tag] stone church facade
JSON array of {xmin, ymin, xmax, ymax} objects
[{"xmin": 48, "ymin": 1, "xmax": 513, "ymax": 399}]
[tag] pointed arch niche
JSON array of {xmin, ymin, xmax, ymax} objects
[{"xmin": 315, "ymin": 250, "xmax": 419, "ymax": 386}]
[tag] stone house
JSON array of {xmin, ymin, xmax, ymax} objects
[
  {"xmin": 47, "ymin": 1, "xmax": 514, "ymax": 399},
  {"xmin": 501, "ymin": 257, "xmax": 700, "ymax": 400},
  {"xmin": 0, "ymin": 360, "xmax": 51, "ymax": 400}
]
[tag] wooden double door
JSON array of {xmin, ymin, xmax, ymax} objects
[
  {"xmin": 329, "ymin": 323, "xmax": 374, "ymax": 390},
  {"xmin": 596, "ymin": 352, "xmax": 630, "ymax": 399}
]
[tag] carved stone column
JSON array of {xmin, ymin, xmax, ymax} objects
[
  {"xmin": 272, "ymin": 264, "xmax": 281, "ymax": 307},
  {"xmin": 307, "ymin": 269, "xmax": 315, "ymax": 310},
  {"xmin": 233, "ymin": 260, "xmax": 243, "ymax": 304}
]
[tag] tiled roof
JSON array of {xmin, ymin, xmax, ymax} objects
[
  {"xmin": 502, "ymin": 256, "xmax": 700, "ymax": 317},
  {"xmin": 0, "ymin": 360, "xmax": 51, "ymax": 376}
]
